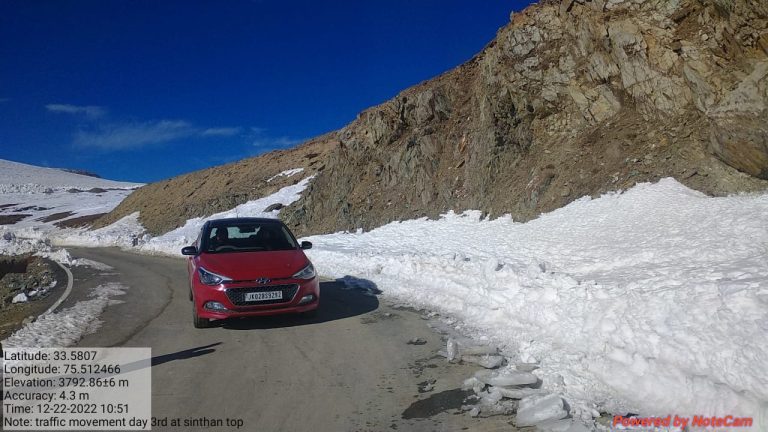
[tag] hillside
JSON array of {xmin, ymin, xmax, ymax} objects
[
  {"xmin": 101, "ymin": 0, "xmax": 768, "ymax": 237},
  {"xmin": 94, "ymin": 134, "xmax": 334, "ymax": 235}
]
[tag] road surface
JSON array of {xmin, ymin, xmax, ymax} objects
[{"xmin": 67, "ymin": 248, "xmax": 517, "ymax": 432}]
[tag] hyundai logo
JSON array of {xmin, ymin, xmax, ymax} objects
[{"xmin": 254, "ymin": 277, "xmax": 271, "ymax": 284}]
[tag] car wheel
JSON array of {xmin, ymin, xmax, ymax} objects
[{"xmin": 192, "ymin": 304, "xmax": 210, "ymax": 329}]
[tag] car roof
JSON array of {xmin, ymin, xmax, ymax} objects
[{"xmin": 206, "ymin": 217, "xmax": 284, "ymax": 226}]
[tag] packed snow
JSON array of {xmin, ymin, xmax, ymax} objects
[{"xmin": 301, "ymin": 178, "xmax": 768, "ymax": 429}]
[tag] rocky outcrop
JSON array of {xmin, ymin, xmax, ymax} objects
[
  {"xmin": 280, "ymin": 0, "xmax": 768, "ymax": 235},
  {"xmin": 101, "ymin": 0, "xmax": 768, "ymax": 237}
]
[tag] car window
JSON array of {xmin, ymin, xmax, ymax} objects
[{"xmin": 203, "ymin": 223, "xmax": 298, "ymax": 253}]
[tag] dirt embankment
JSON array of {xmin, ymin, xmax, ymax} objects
[{"xmin": 0, "ymin": 255, "xmax": 64, "ymax": 340}]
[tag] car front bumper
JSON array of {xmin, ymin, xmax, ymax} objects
[{"xmin": 193, "ymin": 277, "xmax": 320, "ymax": 319}]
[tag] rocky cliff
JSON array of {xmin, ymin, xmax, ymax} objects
[
  {"xmin": 102, "ymin": 0, "xmax": 768, "ymax": 237},
  {"xmin": 281, "ymin": 0, "xmax": 768, "ymax": 235}
]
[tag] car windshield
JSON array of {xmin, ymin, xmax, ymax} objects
[{"xmin": 203, "ymin": 222, "xmax": 298, "ymax": 253}]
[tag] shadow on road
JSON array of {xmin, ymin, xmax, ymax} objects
[
  {"xmin": 222, "ymin": 279, "xmax": 379, "ymax": 330},
  {"xmin": 151, "ymin": 342, "xmax": 222, "ymax": 366}
]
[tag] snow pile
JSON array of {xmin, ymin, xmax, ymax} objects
[
  {"xmin": 51, "ymin": 212, "xmax": 144, "ymax": 250},
  {"xmin": 3, "ymin": 282, "xmax": 127, "ymax": 348},
  {"xmin": 0, "ymin": 230, "xmax": 73, "ymax": 263},
  {"xmin": 51, "ymin": 176, "xmax": 315, "ymax": 256},
  {"xmin": 304, "ymin": 178, "xmax": 768, "ymax": 428}
]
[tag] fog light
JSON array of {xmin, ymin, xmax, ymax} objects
[
  {"xmin": 298, "ymin": 294, "xmax": 316, "ymax": 305},
  {"xmin": 204, "ymin": 301, "xmax": 228, "ymax": 311}
]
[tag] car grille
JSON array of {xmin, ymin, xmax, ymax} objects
[{"xmin": 225, "ymin": 284, "xmax": 299, "ymax": 306}]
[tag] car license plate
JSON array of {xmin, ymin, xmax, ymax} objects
[{"xmin": 245, "ymin": 291, "xmax": 282, "ymax": 302}]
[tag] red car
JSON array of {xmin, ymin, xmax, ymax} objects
[{"xmin": 182, "ymin": 218, "xmax": 319, "ymax": 328}]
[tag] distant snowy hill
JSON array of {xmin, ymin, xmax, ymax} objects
[
  {"xmin": 0, "ymin": 159, "xmax": 140, "ymax": 191},
  {"xmin": 0, "ymin": 158, "xmax": 142, "ymax": 233}
]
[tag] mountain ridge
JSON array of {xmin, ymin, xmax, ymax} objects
[{"xmin": 100, "ymin": 0, "xmax": 768, "ymax": 237}]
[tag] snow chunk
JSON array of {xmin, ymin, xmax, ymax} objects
[
  {"xmin": 515, "ymin": 394, "xmax": 568, "ymax": 427},
  {"xmin": 462, "ymin": 354, "xmax": 505, "ymax": 369},
  {"xmin": 12, "ymin": 293, "xmax": 28, "ymax": 303},
  {"xmin": 492, "ymin": 386, "xmax": 543, "ymax": 400},
  {"xmin": 475, "ymin": 368, "xmax": 538, "ymax": 387}
]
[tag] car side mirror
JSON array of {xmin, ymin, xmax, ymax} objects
[
  {"xmin": 181, "ymin": 246, "xmax": 198, "ymax": 256},
  {"xmin": 300, "ymin": 241, "xmax": 312, "ymax": 250}
]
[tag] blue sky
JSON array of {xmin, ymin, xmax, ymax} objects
[{"xmin": 0, "ymin": 1, "xmax": 533, "ymax": 183}]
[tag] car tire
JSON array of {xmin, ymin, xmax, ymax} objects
[{"xmin": 192, "ymin": 305, "xmax": 210, "ymax": 329}]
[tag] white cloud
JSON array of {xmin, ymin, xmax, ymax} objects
[
  {"xmin": 46, "ymin": 103, "xmax": 106, "ymax": 118},
  {"xmin": 73, "ymin": 120, "xmax": 196, "ymax": 150},
  {"xmin": 201, "ymin": 127, "xmax": 242, "ymax": 136}
]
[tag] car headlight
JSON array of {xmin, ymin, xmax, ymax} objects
[
  {"xmin": 198, "ymin": 267, "xmax": 232, "ymax": 285},
  {"xmin": 292, "ymin": 263, "xmax": 316, "ymax": 280}
]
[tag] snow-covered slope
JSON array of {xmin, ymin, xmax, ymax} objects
[
  {"xmin": 303, "ymin": 178, "xmax": 768, "ymax": 428},
  {"xmin": 0, "ymin": 159, "xmax": 140, "ymax": 191},
  {"xmin": 0, "ymin": 158, "xmax": 142, "ymax": 232}
]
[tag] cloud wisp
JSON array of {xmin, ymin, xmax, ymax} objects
[
  {"xmin": 202, "ymin": 127, "xmax": 242, "ymax": 137},
  {"xmin": 46, "ymin": 103, "xmax": 106, "ymax": 119},
  {"xmin": 47, "ymin": 103, "xmax": 281, "ymax": 152},
  {"xmin": 74, "ymin": 120, "xmax": 197, "ymax": 150}
]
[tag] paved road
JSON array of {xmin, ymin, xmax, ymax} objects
[{"xmin": 69, "ymin": 248, "xmax": 516, "ymax": 432}]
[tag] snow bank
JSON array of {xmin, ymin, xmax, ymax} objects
[
  {"xmin": 303, "ymin": 178, "xmax": 768, "ymax": 427},
  {"xmin": 3, "ymin": 283, "xmax": 127, "ymax": 348}
]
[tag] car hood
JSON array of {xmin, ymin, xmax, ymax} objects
[{"xmin": 197, "ymin": 250, "xmax": 309, "ymax": 280}]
